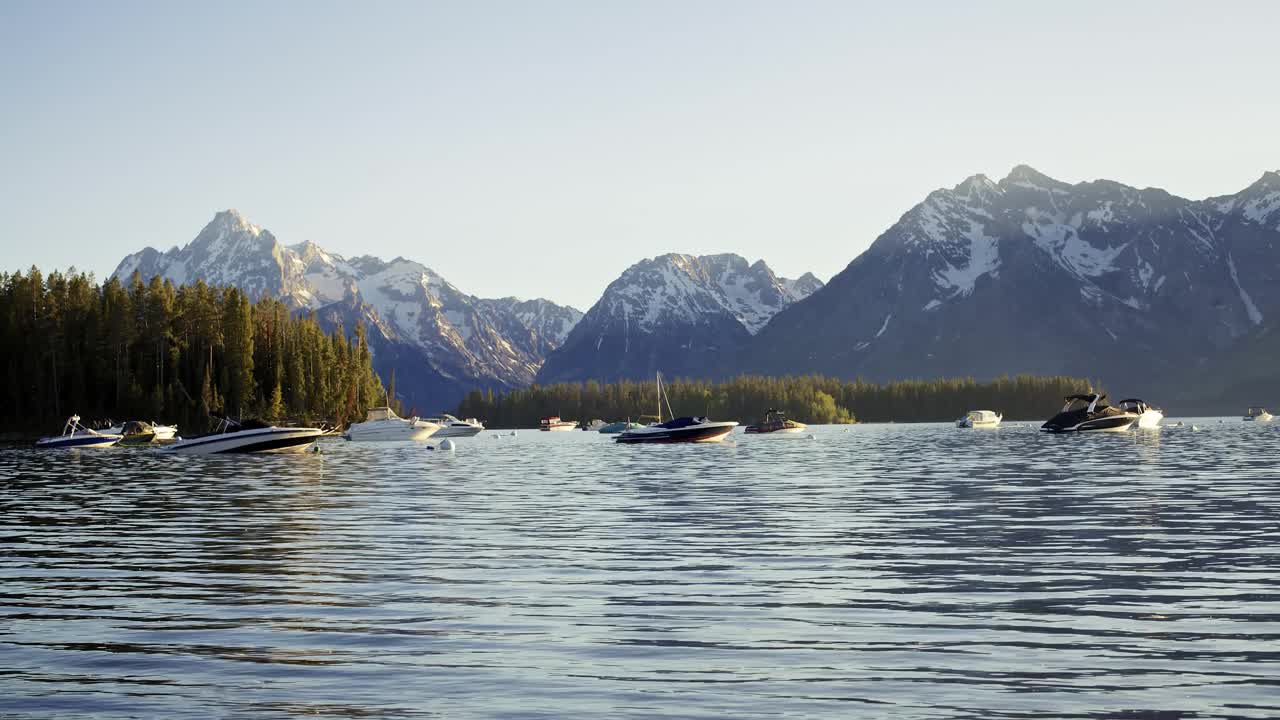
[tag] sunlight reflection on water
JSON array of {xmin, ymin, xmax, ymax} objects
[{"xmin": 2, "ymin": 420, "xmax": 1278, "ymax": 718}]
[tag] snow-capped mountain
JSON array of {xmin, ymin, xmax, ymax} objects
[
  {"xmin": 113, "ymin": 210, "xmax": 583, "ymax": 409},
  {"xmin": 537, "ymin": 253, "xmax": 822, "ymax": 383},
  {"xmin": 747, "ymin": 166, "xmax": 1280, "ymax": 402}
]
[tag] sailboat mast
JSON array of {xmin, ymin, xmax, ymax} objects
[{"xmin": 656, "ymin": 372, "xmax": 662, "ymax": 423}]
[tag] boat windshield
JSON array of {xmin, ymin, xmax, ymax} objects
[{"xmin": 1061, "ymin": 394, "xmax": 1103, "ymax": 412}]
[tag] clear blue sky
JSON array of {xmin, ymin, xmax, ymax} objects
[{"xmin": 2, "ymin": 0, "xmax": 1278, "ymax": 309}]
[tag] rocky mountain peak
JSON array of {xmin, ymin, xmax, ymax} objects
[{"xmin": 113, "ymin": 210, "xmax": 585, "ymax": 408}]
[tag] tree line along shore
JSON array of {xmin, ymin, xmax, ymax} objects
[
  {"xmin": 453, "ymin": 374, "xmax": 1097, "ymax": 428},
  {"xmin": 0, "ymin": 268, "xmax": 385, "ymax": 433},
  {"xmin": 2, "ymin": 267, "xmax": 1095, "ymax": 433}
]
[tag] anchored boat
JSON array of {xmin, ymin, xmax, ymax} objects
[
  {"xmin": 1116, "ymin": 399, "xmax": 1164, "ymax": 429},
  {"xmin": 540, "ymin": 416, "xmax": 577, "ymax": 432},
  {"xmin": 744, "ymin": 409, "xmax": 807, "ymax": 434},
  {"xmin": 957, "ymin": 410, "xmax": 1002, "ymax": 428},
  {"xmin": 167, "ymin": 418, "xmax": 324, "ymax": 454},
  {"xmin": 615, "ymin": 373, "xmax": 737, "ymax": 444},
  {"xmin": 422, "ymin": 414, "xmax": 485, "ymax": 437},
  {"xmin": 35, "ymin": 415, "xmax": 122, "ymax": 449},
  {"xmin": 1244, "ymin": 407, "xmax": 1274, "ymax": 422},
  {"xmin": 343, "ymin": 406, "xmax": 441, "ymax": 441},
  {"xmin": 1041, "ymin": 394, "xmax": 1137, "ymax": 434},
  {"xmin": 598, "ymin": 421, "xmax": 644, "ymax": 434}
]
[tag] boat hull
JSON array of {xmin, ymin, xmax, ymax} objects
[
  {"xmin": 1041, "ymin": 415, "xmax": 1137, "ymax": 433},
  {"xmin": 744, "ymin": 425, "xmax": 806, "ymax": 434},
  {"xmin": 1136, "ymin": 410, "xmax": 1163, "ymax": 429},
  {"xmin": 541, "ymin": 425, "xmax": 576, "ymax": 432},
  {"xmin": 168, "ymin": 428, "xmax": 323, "ymax": 454},
  {"xmin": 615, "ymin": 423, "xmax": 737, "ymax": 444}
]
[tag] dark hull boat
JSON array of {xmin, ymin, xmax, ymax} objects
[
  {"xmin": 615, "ymin": 373, "xmax": 738, "ymax": 444},
  {"xmin": 615, "ymin": 416, "xmax": 738, "ymax": 444},
  {"xmin": 1041, "ymin": 394, "xmax": 1137, "ymax": 433}
]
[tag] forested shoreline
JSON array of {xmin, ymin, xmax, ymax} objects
[
  {"xmin": 0, "ymin": 268, "xmax": 385, "ymax": 434},
  {"xmin": 454, "ymin": 374, "xmax": 1098, "ymax": 427}
]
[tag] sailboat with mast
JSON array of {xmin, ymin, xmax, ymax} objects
[{"xmin": 614, "ymin": 373, "xmax": 738, "ymax": 444}]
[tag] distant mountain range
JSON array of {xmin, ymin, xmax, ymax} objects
[
  {"xmin": 113, "ymin": 211, "xmax": 816, "ymax": 409},
  {"xmin": 113, "ymin": 166, "xmax": 1280, "ymax": 414},
  {"xmin": 114, "ymin": 210, "xmax": 583, "ymax": 410},
  {"xmin": 746, "ymin": 166, "xmax": 1280, "ymax": 411}
]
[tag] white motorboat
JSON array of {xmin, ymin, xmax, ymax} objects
[
  {"xmin": 540, "ymin": 416, "xmax": 577, "ymax": 432},
  {"xmin": 956, "ymin": 410, "xmax": 1002, "ymax": 428},
  {"xmin": 36, "ymin": 415, "xmax": 122, "ymax": 449},
  {"xmin": 422, "ymin": 414, "xmax": 485, "ymax": 437},
  {"xmin": 615, "ymin": 373, "xmax": 738, "ymax": 444},
  {"xmin": 1244, "ymin": 407, "xmax": 1274, "ymax": 422},
  {"xmin": 343, "ymin": 406, "xmax": 441, "ymax": 441},
  {"xmin": 167, "ymin": 418, "xmax": 324, "ymax": 454},
  {"xmin": 1116, "ymin": 399, "xmax": 1163, "ymax": 429},
  {"xmin": 1041, "ymin": 394, "xmax": 1138, "ymax": 433}
]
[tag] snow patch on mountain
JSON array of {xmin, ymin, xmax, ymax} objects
[
  {"xmin": 112, "ymin": 210, "xmax": 584, "ymax": 390},
  {"xmin": 1226, "ymin": 253, "xmax": 1263, "ymax": 325},
  {"xmin": 595, "ymin": 253, "xmax": 822, "ymax": 336},
  {"xmin": 934, "ymin": 220, "xmax": 1000, "ymax": 297}
]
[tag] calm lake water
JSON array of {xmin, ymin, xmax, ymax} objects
[{"xmin": 2, "ymin": 421, "xmax": 1279, "ymax": 719}]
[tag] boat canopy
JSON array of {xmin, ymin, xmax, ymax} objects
[
  {"xmin": 365, "ymin": 407, "xmax": 400, "ymax": 422},
  {"xmin": 657, "ymin": 416, "xmax": 708, "ymax": 429}
]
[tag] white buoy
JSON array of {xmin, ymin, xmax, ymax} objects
[
  {"xmin": 440, "ymin": 438, "xmax": 456, "ymax": 452},
  {"xmin": 1191, "ymin": 425, "xmax": 1201, "ymax": 432}
]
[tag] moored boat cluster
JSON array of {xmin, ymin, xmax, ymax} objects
[{"xmin": 30, "ymin": 384, "xmax": 1274, "ymax": 454}]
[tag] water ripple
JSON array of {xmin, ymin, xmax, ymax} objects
[{"xmin": 1, "ymin": 420, "xmax": 1279, "ymax": 718}]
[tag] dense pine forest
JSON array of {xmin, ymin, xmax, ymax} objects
[
  {"xmin": 454, "ymin": 374, "xmax": 1098, "ymax": 427},
  {"xmin": 0, "ymin": 268, "xmax": 385, "ymax": 434}
]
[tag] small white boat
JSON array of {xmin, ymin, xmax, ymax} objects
[
  {"xmin": 1244, "ymin": 407, "xmax": 1274, "ymax": 422},
  {"xmin": 540, "ymin": 416, "xmax": 577, "ymax": 432},
  {"xmin": 36, "ymin": 415, "xmax": 122, "ymax": 449},
  {"xmin": 956, "ymin": 410, "xmax": 1002, "ymax": 428},
  {"xmin": 1117, "ymin": 399, "xmax": 1163, "ymax": 429},
  {"xmin": 167, "ymin": 418, "xmax": 324, "ymax": 454},
  {"xmin": 422, "ymin": 414, "xmax": 485, "ymax": 438},
  {"xmin": 343, "ymin": 406, "xmax": 441, "ymax": 442}
]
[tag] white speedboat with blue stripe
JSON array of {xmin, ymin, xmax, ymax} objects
[
  {"xmin": 36, "ymin": 415, "xmax": 122, "ymax": 449},
  {"xmin": 167, "ymin": 418, "xmax": 324, "ymax": 454}
]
